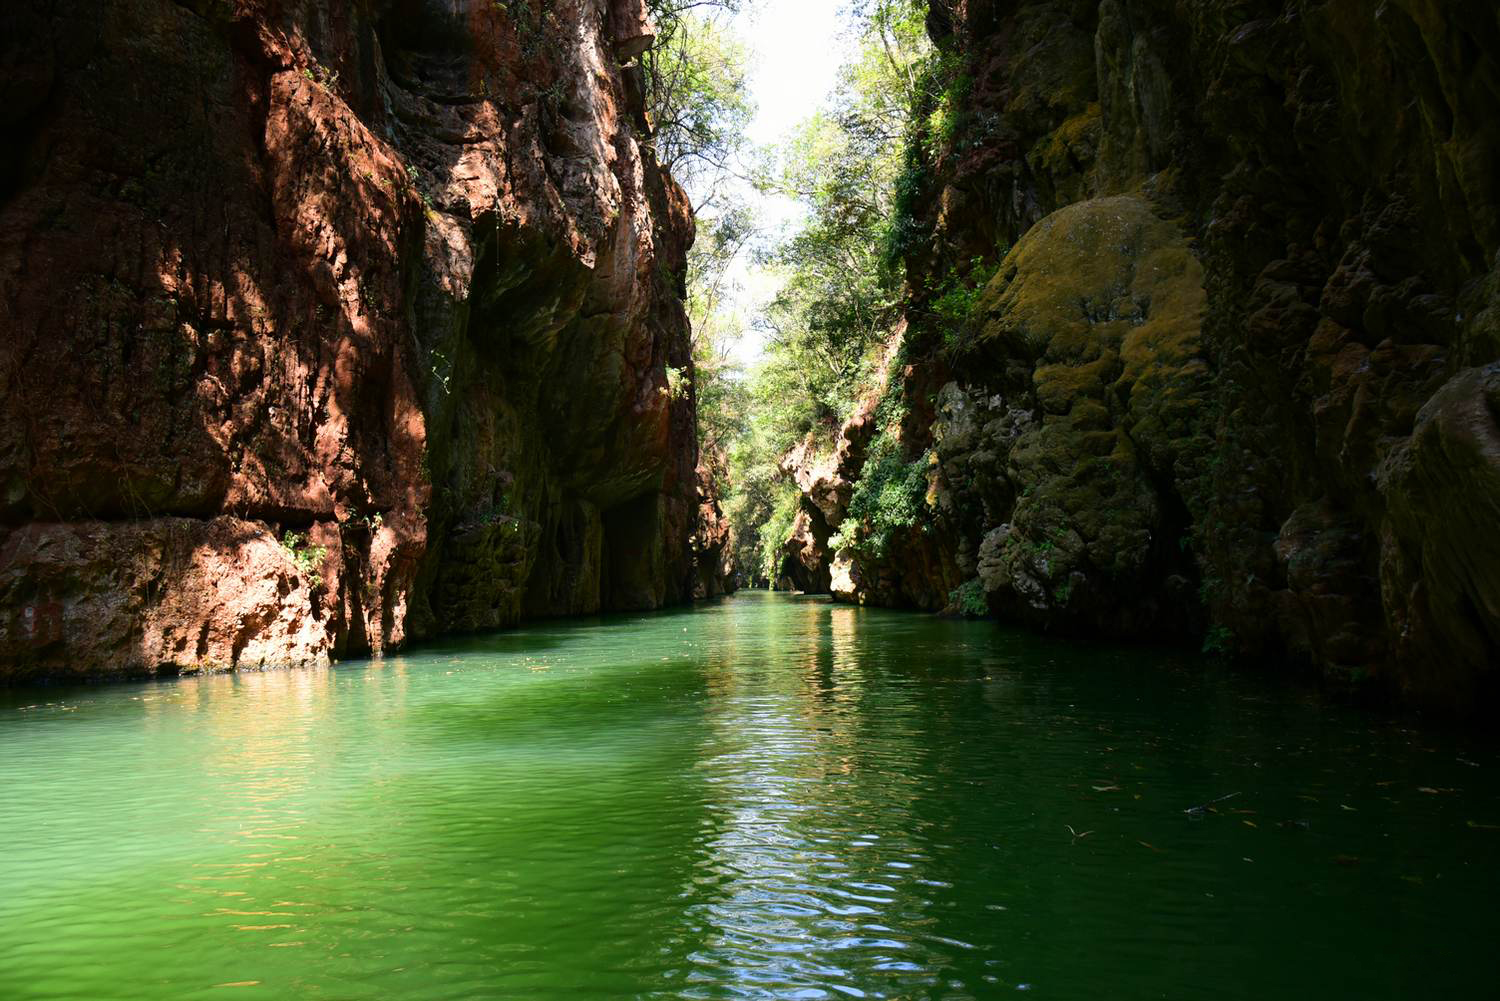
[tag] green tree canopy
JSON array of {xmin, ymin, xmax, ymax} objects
[{"xmin": 642, "ymin": 3, "xmax": 755, "ymax": 210}]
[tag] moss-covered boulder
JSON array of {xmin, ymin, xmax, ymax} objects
[{"xmin": 958, "ymin": 194, "xmax": 1210, "ymax": 634}]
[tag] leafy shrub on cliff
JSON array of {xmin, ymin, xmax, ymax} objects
[
  {"xmin": 884, "ymin": 145, "xmax": 932, "ymax": 272},
  {"xmin": 280, "ymin": 531, "xmax": 328, "ymax": 590},
  {"xmin": 881, "ymin": 46, "xmax": 970, "ymax": 273},
  {"xmin": 839, "ymin": 428, "xmax": 931, "ymax": 559},
  {"xmin": 949, "ymin": 578, "xmax": 988, "ymax": 617},
  {"xmin": 928, "ymin": 255, "xmax": 1001, "ymax": 349},
  {"xmin": 757, "ymin": 485, "xmax": 802, "ymax": 583},
  {"xmin": 665, "ymin": 365, "xmax": 690, "ymax": 401},
  {"xmin": 923, "ymin": 56, "xmax": 972, "ymax": 157}
]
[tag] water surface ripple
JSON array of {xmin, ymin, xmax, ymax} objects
[{"xmin": 1, "ymin": 593, "xmax": 1496, "ymax": 999}]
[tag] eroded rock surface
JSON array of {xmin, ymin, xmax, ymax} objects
[
  {"xmin": 784, "ymin": 0, "xmax": 1500, "ymax": 709},
  {"xmin": 774, "ymin": 333, "xmax": 900, "ymax": 596},
  {"xmin": 0, "ymin": 0, "xmax": 731, "ymax": 679}
]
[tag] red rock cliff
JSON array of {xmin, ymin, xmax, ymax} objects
[{"xmin": 0, "ymin": 0, "xmax": 730, "ymax": 678}]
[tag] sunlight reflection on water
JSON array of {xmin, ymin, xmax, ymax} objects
[{"xmin": 0, "ymin": 592, "xmax": 1497, "ymax": 1000}]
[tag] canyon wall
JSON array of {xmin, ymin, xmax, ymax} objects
[
  {"xmin": 0, "ymin": 0, "xmax": 733, "ymax": 679},
  {"xmin": 785, "ymin": 0, "xmax": 1500, "ymax": 710}
]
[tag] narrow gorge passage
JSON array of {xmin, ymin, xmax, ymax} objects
[
  {"xmin": 2, "ymin": 593, "xmax": 1496, "ymax": 999},
  {"xmin": 4, "ymin": 0, "xmax": 1500, "ymax": 997}
]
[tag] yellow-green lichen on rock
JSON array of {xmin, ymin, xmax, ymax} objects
[
  {"xmin": 838, "ymin": 0, "xmax": 1500, "ymax": 707},
  {"xmin": 1026, "ymin": 102, "xmax": 1103, "ymax": 208},
  {"xmin": 964, "ymin": 194, "xmax": 1210, "ymax": 633}
]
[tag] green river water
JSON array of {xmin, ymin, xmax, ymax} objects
[{"xmin": 1, "ymin": 592, "xmax": 1497, "ymax": 1000}]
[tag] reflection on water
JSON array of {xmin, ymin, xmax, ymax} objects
[{"xmin": 0, "ymin": 592, "xmax": 1497, "ymax": 1000}]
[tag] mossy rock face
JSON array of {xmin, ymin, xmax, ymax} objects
[
  {"xmin": 961, "ymin": 194, "xmax": 1209, "ymax": 634},
  {"xmin": 433, "ymin": 516, "xmax": 540, "ymax": 632},
  {"xmin": 880, "ymin": 0, "xmax": 1500, "ymax": 706}
]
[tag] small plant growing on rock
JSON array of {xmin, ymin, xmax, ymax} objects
[
  {"xmin": 348, "ymin": 511, "xmax": 383, "ymax": 532},
  {"xmin": 430, "ymin": 349, "xmax": 453, "ymax": 395},
  {"xmin": 478, "ymin": 495, "xmax": 511, "ymax": 525},
  {"xmin": 950, "ymin": 578, "xmax": 988, "ymax": 617},
  {"xmin": 1202, "ymin": 624, "xmax": 1234, "ymax": 657},
  {"xmin": 665, "ymin": 365, "xmax": 690, "ymax": 401},
  {"xmin": 281, "ymin": 531, "xmax": 328, "ymax": 590},
  {"xmin": 302, "ymin": 61, "xmax": 339, "ymax": 91},
  {"xmin": 929, "ymin": 254, "xmax": 1003, "ymax": 352},
  {"xmin": 493, "ymin": 0, "xmax": 548, "ymax": 60},
  {"xmin": 843, "ymin": 431, "xmax": 932, "ymax": 559}
]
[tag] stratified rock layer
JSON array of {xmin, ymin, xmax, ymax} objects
[
  {"xmin": 798, "ymin": 0, "xmax": 1500, "ymax": 710},
  {"xmin": 0, "ymin": 0, "xmax": 731, "ymax": 679}
]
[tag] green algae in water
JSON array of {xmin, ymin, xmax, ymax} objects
[{"xmin": 0, "ymin": 592, "xmax": 1497, "ymax": 999}]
